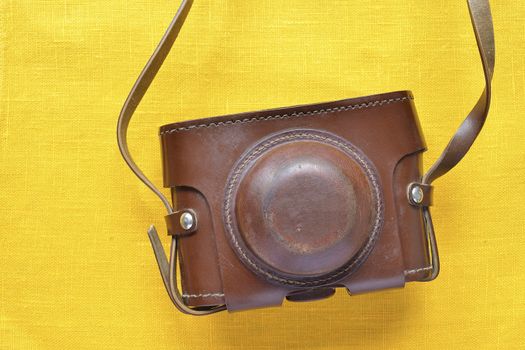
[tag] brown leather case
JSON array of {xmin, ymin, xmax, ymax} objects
[
  {"xmin": 160, "ymin": 91, "xmax": 431, "ymax": 311},
  {"xmin": 116, "ymin": 0, "xmax": 494, "ymax": 315}
]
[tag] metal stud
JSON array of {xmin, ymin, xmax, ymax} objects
[
  {"xmin": 179, "ymin": 211, "xmax": 195, "ymax": 231},
  {"xmin": 410, "ymin": 185, "xmax": 424, "ymax": 204}
]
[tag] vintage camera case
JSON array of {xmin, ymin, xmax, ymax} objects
[
  {"xmin": 160, "ymin": 91, "xmax": 431, "ymax": 311},
  {"xmin": 117, "ymin": 0, "xmax": 494, "ymax": 314}
]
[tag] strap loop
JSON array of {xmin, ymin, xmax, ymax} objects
[{"xmin": 165, "ymin": 209, "xmax": 198, "ymax": 236}]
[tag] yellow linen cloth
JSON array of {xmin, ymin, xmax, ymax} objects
[{"xmin": 1, "ymin": 1, "xmax": 524, "ymax": 349}]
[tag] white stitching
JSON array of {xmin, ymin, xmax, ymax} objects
[
  {"xmin": 223, "ymin": 131, "xmax": 384, "ymax": 286},
  {"xmin": 182, "ymin": 293, "xmax": 225, "ymax": 299},
  {"xmin": 404, "ymin": 266, "xmax": 433, "ymax": 275},
  {"xmin": 160, "ymin": 96, "xmax": 411, "ymax": 135}
]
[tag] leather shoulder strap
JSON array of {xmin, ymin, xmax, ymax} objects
[
  {"xmin": 422, "ymin": 0, "xmax": 495, "ymax": 185},
  {"xmin": 117, "ymin": 0, "xmax": 194, "ymax": 215}
]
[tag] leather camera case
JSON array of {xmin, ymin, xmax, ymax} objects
[
  {"xmin": 160, "ymin": 91, "xmax": 431, "ymax": 311},
  {"xmin": 117, "ymin": 0, "xmax": 494, "ymax": 314}
]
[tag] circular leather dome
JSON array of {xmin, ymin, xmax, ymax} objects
[{"xmin": 223, "ymin": 129, "xmax": 383, "ymax": 287}]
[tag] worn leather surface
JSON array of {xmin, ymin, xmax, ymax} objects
[
  {"xmin": 160, "ymin": 90, "xmax": 430, "ymax": 310},
  {"xmin": 229, "ymin": 129, "xmax": 380, "ymax": 282}
]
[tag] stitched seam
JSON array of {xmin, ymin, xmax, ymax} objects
[
  {"xmin": 160, "ymin": 96, "xmax": 411, "ymax": 135},
  {"xmin": 404, "ymin": 266, "xmax": 433, "ymax": 275},
  {"xmin": 182, "ymin": 293, "xmax": 225, "ymax": 299},
  {"xmin": 224, "ymin": 131, "xmax": 384, "ymax": 286}
]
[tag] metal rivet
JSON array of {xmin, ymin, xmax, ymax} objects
[
  {"xmin": 180, "ymin": 212, "xmax": 195, "ymax": 231},
  {"xmin": 411, "ymin": 185, "xmax": 424, "ymax": 204}
]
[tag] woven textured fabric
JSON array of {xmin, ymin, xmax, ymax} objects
[{"xmin": 1, "ymin": 0, "xmax": 524, "ymax": 349}]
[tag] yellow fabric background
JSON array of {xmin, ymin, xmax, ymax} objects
[{"xmin": 1, "ymin": 0, "xmax": 524, "ymax": 348}]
